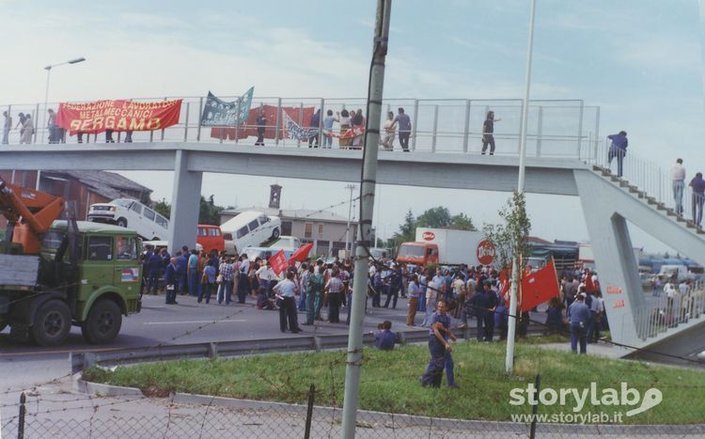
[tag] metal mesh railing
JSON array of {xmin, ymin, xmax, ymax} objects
[
  {"xmin": 3, "ymin": 374, "xmax": 705, "ymax": 438},
  {"xmin": 633, "ymin": 279, "xmax": 705, "ymax": 340},
  {"xmin": 2, "ymin": 97, "xmax": 599, "ymax": 159}
]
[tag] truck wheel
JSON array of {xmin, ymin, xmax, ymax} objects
[
  {"xmin": 117, "ymin": 218, "xmax": 128, "ymax": 228},
  {"xmin": 31, "ymin": 300, "xmax": 72, "ymax": 347},
  {"xmin": 271, "ymin": 228, "xmax": 280, "ymax": 239},
  {"xmin": 81, "ymin": 300, "xmax": 122, "ymax": 344}
]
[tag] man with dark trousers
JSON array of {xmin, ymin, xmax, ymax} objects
[
  {"xmin": 469, "ymin": 281, "xmax": 498, "ymax": 341},
  {"xmin": 273, "ymin": 270, "xmax": 302, "ymax": 333},
  {"xmin": 164, "ymin": 257, "xmax": 178, "ymax": 305}
]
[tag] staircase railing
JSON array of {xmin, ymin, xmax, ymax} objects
[
  {"xmin": 587, "ymin": 138, "xmax": 702, "ymax": 228},
  {"xmin": 632, "ymin": 279, "xmax": 705, "ymax": 341}
]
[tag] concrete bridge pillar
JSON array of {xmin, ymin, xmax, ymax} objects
[
  {"xmin": 575, "ymin": 171, "xmax": 643, "ymax": 345},
  {"xmin": 168, "ymin": 150, "xmax": 202, "ymax": 254}
]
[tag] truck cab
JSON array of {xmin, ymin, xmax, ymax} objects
[
  {"xmin": 396, "ymin": 242, "xmax": 439, "ymax": 266},
  {"xmin": 1, "ymin": 220, "xmax": 142, "ymax": 346}
]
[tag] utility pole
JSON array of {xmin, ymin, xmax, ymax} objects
[
  {"xmin": 345, "ymin": 184, "xmax": 357, "ymax": 257},
  {"xmin": 506, "ymin": 0, "xmax": 537, "ymax": 374},
  {"xmin": 341, "ymin": 1, "xmax": 391, "ymax": 437}
]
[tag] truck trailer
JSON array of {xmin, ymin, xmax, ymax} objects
[{"xmin": 396, "ymin": 228, "xmax": 491, "ymax": 267}]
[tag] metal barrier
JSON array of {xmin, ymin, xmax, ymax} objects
[
  {"xmin": 632, "ymin": 279, "xmax": 705, "ymax": 341},
  {"xmin": 590, "ymin": 138, "xmax": 703, "ymax": 227},
  {"xmin": 2, "ymin": 97, "xmax": 599, "ymax": 158}
]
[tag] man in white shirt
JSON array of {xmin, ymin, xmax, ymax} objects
[
  {"xmin": 273, "ymin": 271, "xmax": 301, "ymax": 333},
  {"xmin": 671, "ymin": 158, "xmax": 686, "ymax": 216}
]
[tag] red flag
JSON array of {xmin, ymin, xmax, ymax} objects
[
  {"xmin": 269, "ymin": 249, "xmax": 288, "ymax": 276},
  {"xmin": 520, "ymin": 259, "xmax": 560, "ymax": 312},
  {"xmin": 498, "ymin": 267, "xmax": 511, "ymax": 297},
  {"xmin": 289, "ymin": 243, "xmax": 313, "ymax": 263}
]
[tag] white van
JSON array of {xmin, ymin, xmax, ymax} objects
[
  {"xmin": 221, "ymin": 211, "xmax": 281, "ymax": 255},
  {"xmin": 87, "ymin": 198, "xmax": 169, "ymax": 241}
]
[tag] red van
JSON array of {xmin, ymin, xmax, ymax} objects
[{"xmin": 197, "ymin": 224, "xmax": 225, "ymax": 253}]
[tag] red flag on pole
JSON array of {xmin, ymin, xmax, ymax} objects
[
  {"xmin": 269, "ymin": 249, "xmax": 288, "ymax": 276},
  {"xmin": 520, "ymin": 259, "xmax": 560, "ymax": 312},
  {"xmin": 289, "ymin": 243, "xmax": 314, "ymax": 263},
  {"xmin": 498, "ymin": 267, "xmax": 512, "ymax": 306}
]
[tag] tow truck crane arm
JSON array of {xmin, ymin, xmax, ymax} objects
[{"xmin": 0, "ymin": 175, "xmax": 64, "ymax": 254}]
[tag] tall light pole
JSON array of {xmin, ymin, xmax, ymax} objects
[
  {"xmin": 345, "ymin": 183, "xmax": 357, "ymax": 257},
  {"xmin": 42, "ymin": 57, "xmax": 86, "ymax": 143},
  {"xmin": 37, "ymin": 57, "xmax": 85, "ymax": 190},
  {"xmin": 506, "ymin": 0, "xmax": 537, "ymax": 374}
]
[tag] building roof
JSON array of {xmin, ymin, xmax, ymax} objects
[
  {"xmin": 47, "ymin": 170, "xmax": 151, "ymax": 200},
  {"xmin": 222, "ymin": 207, "xmax": 354, "ymax": 224}
]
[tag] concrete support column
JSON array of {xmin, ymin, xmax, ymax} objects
[
  {"xmin": 168, "ymin": 150, "xmax": 202, "ymax": 254},
  {"xmin": 575, "ymin": 171, "xmax": 643, "ymax": 345}
]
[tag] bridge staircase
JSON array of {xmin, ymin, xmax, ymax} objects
[{"xmin": 579, "ymin": 162, "xmax": 705, "ymax": 359}]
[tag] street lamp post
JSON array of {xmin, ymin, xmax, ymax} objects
[
  {"xmin": 42, "ymin": 57, "xmax": 86, "ymax": 144},
  {"xmin": 37, "ymin": 57, "xmax": 85, "ymax": 191},
  {"xmin": 505, "ymin": 0, "xmax": 537, "ymax": 374}
]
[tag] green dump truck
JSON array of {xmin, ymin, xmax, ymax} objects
[{"xmin": 0, "ymin": 220, "xmax": 142, "ymax": 346}]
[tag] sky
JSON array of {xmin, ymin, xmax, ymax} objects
[{"xmin": 2, "ymin": 0, "xmax": 704, "ymax": 253}]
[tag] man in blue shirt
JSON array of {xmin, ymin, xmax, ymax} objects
[
  {"xmin": 568, "ymin": 293, "xmax": 590, "ymax": 354},
  {"xmin": 175, "ymin": 250, "xmax": 189, "ymax": 294},
  {"xmin": 374, "ymin": 320, "xmax": 396, "ymax": 350},
  {"xmin": 689, "ymin": 172, "xmax": 705, "ymax": 227},
  {"xmin": 187, "ymin": 249, "xmax": 200, "ymax": 297},
  {"xmin": 607, "ymin": 130, "xmax": 628, "ymax": 177}
]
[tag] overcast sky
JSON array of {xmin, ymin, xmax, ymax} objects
[{"xmin": 2, "ymin": 0, "xmax": 704, "ymax": 253}]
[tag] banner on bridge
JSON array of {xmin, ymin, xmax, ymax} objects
[
  {"xmin": 56, "ymin": 99, "xmax": 182, "ymax": 134},
  {"xmin": 200, "ymin": 88, "xmax": 253, "ymax": 127}
]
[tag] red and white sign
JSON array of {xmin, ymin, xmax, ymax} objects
[
  {"xmin": 422, "ymin": 231, "xmax": 436, "ymax": 241},
  {"xmin": 476, "ymin": 239, "xmax": 496, "ymax": 265}
]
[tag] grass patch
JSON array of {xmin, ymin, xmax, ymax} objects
[{"xmin": 83, "ymin": 342, "xmax": 705, "ymax": 424}]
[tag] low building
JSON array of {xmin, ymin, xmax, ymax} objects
[
  {"xmin": 0, "ymin": 170, "xmax": 151, "ymax": 223},
  {"xmin": 220, "ymin": 207, "xmax": 358, "ymax": 257}
]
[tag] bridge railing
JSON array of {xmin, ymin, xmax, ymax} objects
[
  {"xmin": 632, "ymin": 279, "xmax": 705, "ymax": 341},
  {"xmin": 587, "ymin": 138, "xmax": 702, "ymax": 228},
  {"xmin": 2, "ymin": 97, "xmax": 599, "ymax": 158}
]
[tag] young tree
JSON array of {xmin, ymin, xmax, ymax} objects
[
  {"xmin": 482, "ymin": 191, "xmax": 531, "ymax": 271},
  {"xmin": 154, "ymin": 199, "xmax": 171, "ymax": 219},
  {"xmin": 199, "ymin": 195, "xmax": 224, "ymax": 225},
  {"xmin": 450, "ymin": 212, "xmax": 476, "ymax": 231},
  {"xmin": 416, "ymin": 206, "xmax": 452, "ymax": 228}
]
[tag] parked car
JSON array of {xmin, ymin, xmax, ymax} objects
[
  {"xmin": 242, "ymin": 246, "xmax": 294, "ymax": 262},
  {"xmin": 269, "ymin": 235, "xmax": 302, "ymax": 250},
  {"xmin": 221, "ymin": 211, "xmax": 281, "ymax": 255},
  {"xmin": 87, "ymin": 198, "xmax": 169, "ymax": 241}
]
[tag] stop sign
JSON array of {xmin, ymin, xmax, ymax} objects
[{"xmin": 476, "ymin": 240, "xmax": 496, "ymax": 265}]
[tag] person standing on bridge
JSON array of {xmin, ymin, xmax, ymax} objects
[
  {"xmin": 2, "ymin": 110, "xmax": 11, "ymax": 144},
  {"xmin": 255, "ymin": 110, "xmax": 266, "ymax": 146},
  {"xmin": 689, "ymin": 171, "xmax": 705, "ymax": 227},
  {"xmin": 392, "ymin": 107, "xmax": 412, "ymax": 152},
  {"xmin": 481, "ymin": 110, "xmax": 500, "ymax": 155},
  {"xmin": 671, "ymin": 158, "xmax": 686, "ymax": 216},
  {"xmin": 607, "ymin": 130, "xmax": 628, "ymax": 177}
]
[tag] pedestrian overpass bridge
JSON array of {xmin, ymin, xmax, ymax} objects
[
  {"xmin": 3, "ymin": 141, "xmax": 705, "ymax": 363},
  {"xmin": 2, "ymin": 96, "xmax": 704, "ymax": 362}
]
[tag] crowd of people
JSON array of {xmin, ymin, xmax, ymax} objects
[
  {"xmin": 139, "ymin": 242, "xmax": 613, "ymax": 387},
  {"xmin": 296, "ymin": 106, "xmax": 413, "ymax": 151}
]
